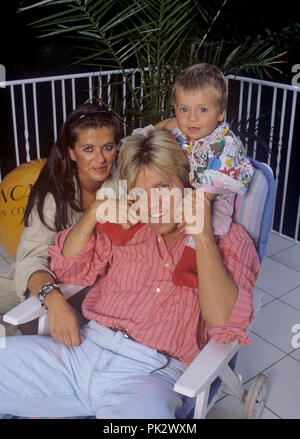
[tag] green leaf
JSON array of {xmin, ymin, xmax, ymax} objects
[{"xmin": 18, "ymin": 0, "xmax": 74, "ymax": 12}]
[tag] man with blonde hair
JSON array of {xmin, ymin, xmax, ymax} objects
[{"xmin": 0, "ymin": 129, "xmax": 259, "ymax": 419}]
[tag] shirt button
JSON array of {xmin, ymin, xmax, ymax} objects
[
  {"xmin": 157, "ymin": 237, "xmax": 161, "ymax": 242},
  {"xmin": 155, "ymin": 288, "xmax": 161, "ymax": 293},
  {"xmin": 165, "ymin": 263, "xmax": 169, "ymax": 267}
]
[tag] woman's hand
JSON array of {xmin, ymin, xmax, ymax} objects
[
  {"xmin": 28, "ymin": 271, "xmax": 82, "ymax": 345},
  {"xmin": 44, "ymin": 291, "xmax": 84, "ymax": 346}
]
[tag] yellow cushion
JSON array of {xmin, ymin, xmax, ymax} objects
[{"xmin": 0, "ymin": 159, "xmax": 46, "ymax": 258}]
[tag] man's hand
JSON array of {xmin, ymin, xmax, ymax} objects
[
  {"xmin": 96, "ymin": 199, "xmax": 139, "ymax": 230},
  {"xmin": 45, "ymin": 291, "xmax": 84, "ymax": 346},
  {"xmin": 176, "ymin": 189, "xmax": 214, "ymax": 239}
]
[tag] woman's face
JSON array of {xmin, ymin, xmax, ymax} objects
[{"xmin": 68, "ymin": 126, "xmax": 117, "ymax": 187}]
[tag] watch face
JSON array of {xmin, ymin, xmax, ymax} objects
[{"xmin": 42, "ymin": 284, "xmax": 54, "ymax": 294}]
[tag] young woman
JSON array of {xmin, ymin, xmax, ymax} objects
[{"xmin": 0, "ymin": 103, "xmax": 122, "ymax": 344}]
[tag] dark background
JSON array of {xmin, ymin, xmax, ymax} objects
[{"xmin": 1, "ymin": 0, "xmax": 299, "ymax": 81}]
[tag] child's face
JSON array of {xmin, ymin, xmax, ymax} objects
[{"xmin": 174, "ymin": 86, "xmax": 225, "ymax": 140}]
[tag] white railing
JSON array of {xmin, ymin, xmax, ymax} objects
[
  {"xmin": 0, "ymin": 68, "xmax": 146, "ymax": 176},
  {"xmin": 0, "ymin": 70, "xmax": 299, "ymax": 242},
  {"xmin": 226, "ymin": 75, "xmax": 300, "ymax": 243}
]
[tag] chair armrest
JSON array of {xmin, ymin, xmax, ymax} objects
[
  {"xmin": 3, "ymin": 284, "xmax": 84, "ymax": 326},
  {"xmin": 174, "ymin": 339, "xmax": 238, "ymax": 397},
  {"xmin": 3, "ymin": 295, "xmax": 47, "ymax": 325}
]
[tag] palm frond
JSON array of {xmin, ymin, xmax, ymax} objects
[{"xmin": 19, "ymin": 0, "xmax": 286, "ymax": 128}]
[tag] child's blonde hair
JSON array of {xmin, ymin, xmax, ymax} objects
[{"xmin": 172, "ymin": 63, "xmax": 228, "ymax": 112}]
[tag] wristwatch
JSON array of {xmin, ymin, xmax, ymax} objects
[{"xmin": 38, "ymin": 282, "xmax": 61, "ymax": 309}]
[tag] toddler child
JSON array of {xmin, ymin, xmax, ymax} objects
[
  {"xmin": 157, "ymin": 63, "xmax": 253, "ymax": 235},
  {"xmin": 97, "ymin": 64, "xmax": 254, "ymax": 288},
  {"xmin": 156, "ymin": 63, "xmax": 254, "ymax": 287}
]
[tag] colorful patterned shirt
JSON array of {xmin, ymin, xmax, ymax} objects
[{"xmin": 172, "ymin": 123, "xmax": 254, "ymax": 195}]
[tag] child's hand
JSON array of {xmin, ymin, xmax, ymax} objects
[{"xmin": 155, "ymin": 118, "xmax": 177, "ymax": 130}]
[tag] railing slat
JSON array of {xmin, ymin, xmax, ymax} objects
[
  {"xmin": 21, "ymin": 84, "xmax": 30, "ymax": 162},
  {"xmin": 89, "ymin": 76, "xmax": 93, "ymax": 103},
  {"xmin": 98, "ymin": 74, "xmax": 102, "ymax": 104},
  {"xmin": 107, "ymin": 74, "xmax": 111, "ymax": 107},
  {"xmin": 33, "ymin": 83, "xmax": 40, "ymax": 159},
  {"xmin": 238, "ymin": 81, "xmax": 244, "ymax": 125},
  {"xmin": 61, "ymin": 79, "xmax": 66, "ymax": 121},
  {"xmin": 275, "ymin": 89, "xmax": 287, "ymax": 190},
  {"xmin": 123, "ymin": 75, "xmax": 127, "ymax": 136},
  {"xmin": 51, "ymin": 80, "xmax": 57, "ymax": 142},
  {"xmin": 71, "ymin": 78, "xmax": 76, "ymax": 110},
  {"xmin": 268, "ymin": 87, "xmax": 277, "ymax": 165},
  {"xmin": 253, "ymin": 84, "xmax": 262, "ymax": 159},
  {"xmin": 279, "ymin": 90, "xmax": 298, "ymax": 236},
  {"xmin": 10, "ymin": 85, "xmax": 20, "ymax": 168},
  {"xmin": 245, "ymin": 82, "xmax": 252, "ymax": 151}
]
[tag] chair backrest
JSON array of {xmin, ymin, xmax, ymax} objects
[
  {"xmin": 233, "ymin": 157, "xmax": 276, "ymax": 262},
  {"xmin": 180, "ymin": 157, "xmax": 277, "ymax": 420}
]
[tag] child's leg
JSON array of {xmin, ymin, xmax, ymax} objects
[{"xmin": 210, "ymin": 194, "xmax": 235, "ymax": 238}]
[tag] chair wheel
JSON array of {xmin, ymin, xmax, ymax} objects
[{"xmin": 242, "ymin": 374, "xmax": 268, "ymax": 419}]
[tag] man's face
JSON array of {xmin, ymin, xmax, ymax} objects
[{"xmin": 133, "ymin": 165, "xmax": 184, "ymax": 238}]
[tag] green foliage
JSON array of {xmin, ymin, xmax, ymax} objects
[
  {"xmin": 260, "ymin": 23, "xmax": 300, "ymax": 51},
  {"xmin": 19, "ymin": 0, "xmax": 286, "ymax": 129}
]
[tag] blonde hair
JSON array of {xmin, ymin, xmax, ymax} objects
[
  {"xmin": 172, "ymin": 63, "xmax": 228, "ymax": 112},
  {"xmin": 118, "ymin": 128, "xmax": 190, "ymax": 191}
]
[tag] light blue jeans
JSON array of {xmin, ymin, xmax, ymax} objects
[{"xmin": 0, "ymin": 321, "xmax": 188, "ymax": 419}]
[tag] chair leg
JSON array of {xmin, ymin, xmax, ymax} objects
[
  {"xmin": 37, "ymin": 313, "xmax": 50, "ymax": 336},
  {"xmin": 219, "ymin": 364, "xmax": 246, "ymax": 403},
  {"xmin": 0, "ymin": 324, "xmax": 6, "ymax": 348},
  {"xmin": 193, "ymin": 389, "xmax": 210, "ymax": 419}
]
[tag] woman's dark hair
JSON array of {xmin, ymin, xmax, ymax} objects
[{"xmin": 24, "ymin": 103, "xmax": 122, "ymax": 232}]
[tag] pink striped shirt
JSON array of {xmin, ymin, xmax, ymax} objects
[{"xmin": 48, "ymin": 223, "xmax": 260, "ymax": 366}]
